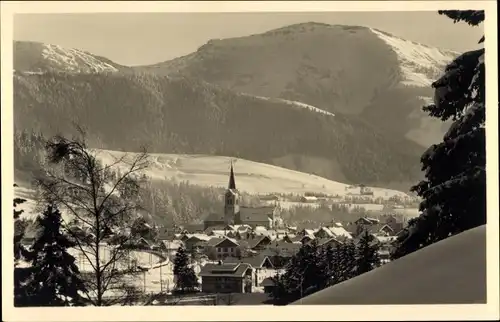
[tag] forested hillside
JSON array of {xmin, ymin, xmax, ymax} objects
[{"xmin": 14, "ymin": 72, "xmax": 422, "ymax": 187}]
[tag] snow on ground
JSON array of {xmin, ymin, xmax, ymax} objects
[
  {"xmin": 392, "ymin": 207, "xmax": 420, "ymax": 218},
  {"xmin": 69, "ymin": 247, "xmax": 164, "ymax": 273},
  {"xmin": 279, "ymin": 201, "xmax": 322, "ymax": 210},
  {"xmin": 41, "ymin": 44, "xmax": 118, "ymax": 73},
  {"xmin": 370, "ymin": 28, "xmax": 457, "ymax": 87},
  {"xmin": 93, "ymin": 150, "xmax": 409, "ymax": 200},
  {"xmin": 239, "ymin": 92, "xmax": 335, "ymax": 117}
]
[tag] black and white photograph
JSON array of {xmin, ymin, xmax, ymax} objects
[{"xmin": 1, "ymin": 1, "xmax": 498, "ymax": 320}]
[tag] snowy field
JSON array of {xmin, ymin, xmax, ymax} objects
[
  {"xmin": 68, "ymin": 246, "xmax": 164, "ymax": 273},
  {"xmin": 93, "ymin": 150, "xmax": 410, "ymax": 199}
]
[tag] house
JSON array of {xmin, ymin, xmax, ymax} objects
[
  {"xmin": 265, "ymin": 240, "xmax": 302, "ymax": 257},
  {"xmin": 300, "ymin": 196, "xmax": 318, "ymax": 203},
  {"xmin": 297, "ymin": 228, "xmax": 316, "ymax": 237},
  {"xmin": 248, "ymin": 235, "xmax": 272, "ymax": 251},
  {"xmin": 183, "ymin": 234, "xmax": 212, "ymax": 253},
  {"xmin": 183, "ymin": 223, "xmax": 206, "ymax": 234},
  {"xmin": 224, "ymin": 254, "xmax": 277, "ymax": 287},
  {"xmin": 356, "ymin": 224, "xmax": 396, "ymax": 238},
  {"xmin": 355, "ymin": 217, "xmax": 380, "ymax": 226},
  {"xmin": 314, "ymin": 227, "xmax": 335, "ymax": 239},
  {"xmin": 161, "ymin": 240, "xmax": 184, "ymax": 257},
  {"xmin": 199, "ymin": 262, "xmax": 253, "ymax": 293},
  {"xmin": 203, "ymin": 163, "xmax": 278, "ymax": 230},
  {"xmin": 316, "ymin": 237, "xmax": 343, "ymax": 249},
  {"xmin": 383, "ymin": 214, "xmax": 405, "ymax": 235},
  {"xmin": 204, "ymin": 237, "xmax": 241, "ymax": 260},
  {"xmin": 353, "ymin": 217, "xmax": 381, "ymax": 237},
  {"xmin": 290, "ymin": 234, "xmax": 314, "ymax": 244}
]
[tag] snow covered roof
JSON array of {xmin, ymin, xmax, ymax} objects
[
  {"xmin": 294, "ymin": 225, "xmax": 486, "ymax": 304},
  {"xmin": 327, "ymin": 226, "xmax": 353, "ymax": 239},
  {"xmin": 185, "ymin": 233, "xmax": 211, "ymax": 242}
]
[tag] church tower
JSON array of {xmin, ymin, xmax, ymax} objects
[{"xmin": 224, "ymin": 161, "xmax": 240, "ymax": 225}]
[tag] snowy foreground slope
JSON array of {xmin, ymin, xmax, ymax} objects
[
  {"xmin": 94, "ymin": 149, "xmax": 409, "ymax": 198},
  {"xmin": 294, "ymin": 225, "xmax": 487, "ymax": 305}
]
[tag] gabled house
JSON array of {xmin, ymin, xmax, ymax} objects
[
  {"xmin": 248, "ymin": 235, "xmax": 272, "ymax": 251},
  {"xmin": 356, "ymin": 223, "xmax": 395, "ymax": 238},
  {"xmin": 183, "ymin": 234, "xmax": 212, "ymax": 252},
  {"xmin": 199, "ymin": 262, "xmax": 253, "ymax": 293},
  {"xmin": 290, "ymin": 234, "xmax": 314, "ymax": 244},
  {"xmin": 314, "ymin": 227, "xmax": 335, "ymax": 239},
  {"xmin": 161, "ymin": 240, "xmax": 184, "ymax": 256},
  {"xmin": 297, "ymin": 228, "xmax": 316, "ymax": 237},
  {"xmin": 265, "ymin": 240, "xmax": 302, "ymax": 257},
  {"xmin": 327, "ymin": 225, "xmax": 353, "ymax": 241},
  {"xmin": 355, "ymin": 217, "xmax": 380, "ymax": 226},
  {"xmin": 224, "ymin": 254, "xmax": 277, "ymax": 287},
  {"xmin": 204, "ymin": 237, "xmax": 241, "ymax": 260},
  {"xmin": 316, "ymin": 237, "xmax": 343, "ymax": 249}
]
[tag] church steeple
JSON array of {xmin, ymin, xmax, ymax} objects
[{"xmin": 228, "ymin": 160, "xmax": 236, "ymax": 190}]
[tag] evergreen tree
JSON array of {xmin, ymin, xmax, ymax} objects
[
  {"xmin": 25, "ymin": 204, "xmax": 86, "ymax": 306},
  {"xmin": 393, "ymin": 10, "xmax": 486, "ymax": 259},
  {"xmin": 13, "ymin": 183, "xmax": 35, "ymax": 307},
  {"xmin": 173, "ymin": 246, "xmax": 199, "ymax": 292},
  {"xmin": 338, "ymin": 241, "xmax": 356, "ymax": 282},
  {"xmin": 356, "ymin": 231, "xmax": 380, "ymax": 275},
  {"xmin": 269, "ymin": 271, "xmax": 289, "ymax": 305}
]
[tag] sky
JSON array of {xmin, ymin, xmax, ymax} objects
[{"xmin": 14, "ymin": 12, "xmax": 484, "ymax": 66}]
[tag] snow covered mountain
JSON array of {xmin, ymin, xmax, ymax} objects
[
  {"xmin": 14, "ymin": 41, "xmax": 126, "ymax": 74},
  {"xmin": 139, "ymin": 22, "xmax": 458, "ymax": 147},
  {"xmin": 369, "ymin": 28, "xmax": 458, "ymax": 88}
]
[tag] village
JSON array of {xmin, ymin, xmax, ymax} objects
[{"xmin": 67, "ymin": 164, "xmax": 416, "ymax": 305}]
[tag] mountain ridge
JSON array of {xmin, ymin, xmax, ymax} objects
[
  {"xmin": 13, "ymin": 22, "xmax": 452, "ymax": 189},
  {"xmin": 135, "ymin": 22, "xmax": 457, "ymax": 147}
]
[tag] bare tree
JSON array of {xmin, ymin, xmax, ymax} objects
[{"xmin": 34, "ymin": 128, "xmax": 151, "ymax": 306}]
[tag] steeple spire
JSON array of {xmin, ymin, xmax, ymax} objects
[{"xmin": 228, "ymin": 160, "xmax": 236, "ymax": 190}]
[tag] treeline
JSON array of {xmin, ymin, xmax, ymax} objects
[
  {"xmin": 139, "ymin": 179, "xmax": 262, "ymax": 226},
  {"xmin": 14, "ymin": 72, "xmax": 422, "ymax": 186},
  {"xmin": 271, "ymin": 233, "xmax": 379, "ymax": 304},
  {"xmin": 279, "ymin": 203, "xmax": 373, "ymax": 225}
]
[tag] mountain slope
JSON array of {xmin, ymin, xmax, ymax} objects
[
  {"xmin": 138, "ymin": 23, "xmax": 457, "ymax": 146},
  {"xmin": 13, "ymin": 70, "xmax": 422, "ymax": 188},
  {"xmin": 14, "ymin": 41, "xmax": 129, "ymax": 74},
  {"xmin": 94, "ymin": 150, "xmax": 409, "ymax": 198}
]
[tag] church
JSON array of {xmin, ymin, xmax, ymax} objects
[{"xmin": 203, "ymin": 162, "xmax": 278, "ymax": 230}]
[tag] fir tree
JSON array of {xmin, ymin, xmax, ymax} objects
[
  {"xmin": 356, "ymin": 231, "xmax": 380, "ymax": 275},
  {"xmin": 13, "ymin": 183, "xmax": 35, "ymax": 307},
  {"xmin": 393, "ymin": 10, "xmax": 486, "ymax": 259},
  {"xmin": 173, "ymin": 246, "xmax": 199, "ymax": 292},
  {"xmin": 269, "ymin": 271, "xmax": 289, "ymax": 305},
  {"xmin": 338, "ymin": 241, "xmax": 356, "ymax": 282},
  {"xmin": 25, "ymin": 204, "xmax": 86, "ymax": 306}
]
